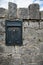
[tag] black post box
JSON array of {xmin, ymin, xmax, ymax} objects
[{"xmin": 5, "ymin": 20, "xmax": 22, "ymax": 46}]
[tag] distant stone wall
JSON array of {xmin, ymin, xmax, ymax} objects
[
  {"xmin": 18, "ymin": 8, "xmax": 29, "ymax": 19},
  {"xmin": 28, "ymin": 4, "xmax": 40, "ymax": 19},
  {"xmin": 0, "ymin": 2, "xmax": 43, "ymax": 65},
  {"xmin": 8, "ymin": 2, "xmax": 17, "ymax": 20}
]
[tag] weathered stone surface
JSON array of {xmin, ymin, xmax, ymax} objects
[
  {"xmin": 0, "ymin": 19, "xmax": 5, "ymax": 42},
  {"xmin": 28, "ymin": 21, "xmax": 39, "ymax": 29},
  {"xmin": 29, "ymin": 46, "xmax": 39, "ymax": 55},
  {"xmin": 37, "ymin": 29, "xmax": 43, "ymax": 42},
  {"xmin": 37, "ymin": 61, "xmax": 43, "ymax": 65},
  {"xmin": 23, "ymin": 21, "xmax": 28, "ymax": 27},
  {"xmin": 23, "ymin": 22, "xmax": 39, "ymax": 43},
  {"xmin": 0, "ymin": 53, "xmax": 21, "ymax": 65},
  {"xmin": 28, "ymin": 4, "xmax": 40, "ymax": 19},
  {"xmin": 40, "ymin": 11, "xmax": 43, "ymax": 19},
  {"xmin": 23, "ymin": 39, "xmax": 29, "ymax": 46},
  {"xmin": 0, "ymin": 19, "xmax": 5, "ymax": 32},
  {"xmin": 0, "ymin": 45, "xmax": 4, "ymax": 53},
  {"xmin": 12, "ymin": 57, "xmax": 21, "ymax": 65},
  {"xmin": 0, "ymin": 33, "xmax": 5, "ymax": 43},
  {"xmin": 8, "ymin": 2, "xmax": 17, "ymax": 20},
  {"xmin": 40, "ymin": 22, "xmax": 43, "ymax": 29},
  {"xmin": 39, "ymin": 42, "xmax": 43, "ymax": 53},
  {"xmin": 23, "ymin": 21, "xmax": 29, "ymax": 42},
  {"xmin": 0, "ymin": 44, "xmax": 15, "ymax": 53},
  {"xmin": 24, "ymin": 44, "xmax": 39, "ymax": 55},
  {"xmin": 14, "ymin": 46, "xmax": 24, "ymax": 54},
  {"xmin": 0, "ymin": 54, "xmax": 12, "ymax": 65},
  {"xmin": 21, "ymin": 54, "xmax": 32, "ymax": 63},
  {"xmin": 0, "ymin": 8, "xmax": 7, "ymax": 17},
  {"xmin": 23, "ymin": 28, "xmax": 38, "ymax": 44},
  {"xmin": 0, "ymin": 53, "xmax": 39, "ymax": 65},
  {"xmin": 27, "ymin": 63, "xmax": 38, "ymax": 65},
  {"xmin": 18, "ymin": 8, "xmax": 29, "ymax": 19},
  {"xmin": 33, "ymin": 54, "xmax": 43, "ymax": 63}
]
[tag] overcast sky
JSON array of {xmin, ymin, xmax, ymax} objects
[{"xmin": 0, "ymin": 0, "xmax": 43, "ymax": 11}]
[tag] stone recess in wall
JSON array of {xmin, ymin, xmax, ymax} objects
[
  {"xmin": 28, "ymin": 4, "xmax": 40, "ymax": 19},
  {"xmin": 8, "ymin": 2, "xmax": 17, "ymax": 20}
]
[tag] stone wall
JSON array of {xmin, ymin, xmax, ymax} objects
[
  {"xmin": 40, "ymin": 11, "xmax": 43, "ymax": 19},
  {"xmin": 0, "ymin": 2, "xmax": 43, "ymax": 65},
  {"xmin": 28, "ymin": 4, "xmax": 40, "ymax": 19},
  {"xmin": 8, "ymin": 2, "xmax": 17, "ymax": 20},
  {"xmin": 18, "ymin": 8, "xmax": 29, "ymax": 19}
]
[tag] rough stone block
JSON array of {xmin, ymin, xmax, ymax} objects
[
  {"xmin": 0, "ymin": 19, "xmax": 5, "ymax": 42},
  {"xmin": 0, "ymin": 54, "xmax": 12, "ymax": 65},
  {"xmin": 29, "ymin": 46, "xmax": 39, "ymax": 56},
  {"xmin": 0, "ymin": 33, "xmax": 5, "ymax": 42},
  {"xmin": 40, "ymin": 11, "xmax": 43, "ymax": 19},
  {"xmin": 18, "ymin": 8, "xmax": 29, "ymax": 19},
  {"xmin": 28, "ymin": 4, "xmax": 40, "ymax": 19},
  {"xmin": 28, "ymin": 21, "xmax": 39, "ymax": 29},
  {"xmin": 23, "ymin": 21, "xmax": 29, "ymax": 40},
  {"xmin": 23, "ymin": 21, "xmax": 28, "ymax": 27},
  {"xmin": 23, "ymin": 28, "xmax": 38, "ymax": 44},
  {"xmin": 28, "ymin": 63, "xmax": 38, "ymax": 65},
  {"xmin": 37, "ymin": 61, "xmax": 43, "ymax": 65},
  {"xmin": 0, "ymin": 45, "xmax": 4, "ymax": 53},
  {"xmin": 8, "ymin": 2, "xmax": 17, "ymax": 20},
  {"xmin": 0, "ymin": 8, "xmax": 7, "ymax": 17},
  {"xmin": 37, "ymin": 29, "xmax": 43, "ymax": 42},
  {"xmin": 22, "ymin": 54, "xmax": 32, "ymax": 63},
  {"xmin": 23, "ymin": 22, "xmax": 39, "ymax": 44},
  {"xmin": 34, "ymin": 54, "xmax": 43, "ymax": 63},
  {"xmin": 12, "ymin": 54, "xmax": 21, "ymax": 59},
  {"xmin": 13, "ymin": 46, "xmax": 24, "ymax": 54},
  {"xmin": 22, "ymin": 43, "xmax": 39, "ymax": 55},
  {"xmin": 23, "ymin": 39, "xmax": 29, "ymax": 46},
  {"xmin": 0, "ymin": 34, "xmax": 3, "ymax": 41},
  {"xmin": 40, "ymin": 22, "xmax": 43, "ymax": 29},
  {"xmin": 0, "ymin": 19, "xmax": 5, "ymax": 32},
  {"xmin": 0, "ymin": 44, "xmax": 15, "ymax": 53},
  {"xmin": 39, "ymin": 42, "xmax": 43, "ymax": 53},
  {"xmin": 12, "ymin": 57, "xmax": 21, "ymax": 65},
  {"xmin": 4, "ymin": 46, "xmax": 13, "ymax": 53}
]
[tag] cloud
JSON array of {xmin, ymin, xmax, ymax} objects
[
  {"xmin": 34, "ymin": 0, "xmax": 43, "ymax": 11},
  {"xmin": 0, "ymin": 0, "xmax": 33, "ymax": 8},
  {"xmin": 0, "ymin": 0, "xmax": 43, "ymax": 11},
  {"xmin": 40, "ymin": 7, "xmax": 43, "ymax": 11},
  {"xmin": 0, "ymin": 0, "xmax": 15, "ymax": 8},
  {"xmin": 15, "ymin": 0, "xmax": 33, "ymax": 8}
]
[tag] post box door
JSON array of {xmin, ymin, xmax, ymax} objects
[
  {"xmin": 6, "ymin": 27, "xmax": 22, "ymax": 46},
  {"xmin": 14, "ymin": 27, "xmax": 22, "ymax": 45}
]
